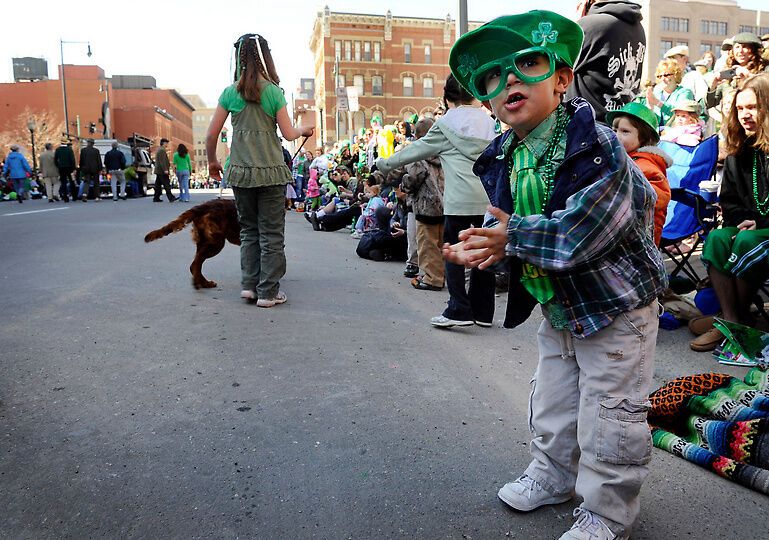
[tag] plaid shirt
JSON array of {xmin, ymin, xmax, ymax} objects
[{"xmin": 478, "ymin": 97, "xmax": 667, "ymax": 338}]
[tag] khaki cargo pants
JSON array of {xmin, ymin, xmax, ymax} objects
[{"xmin": 523, "ymin": 301, "xmax": 658, "ymax": 538}]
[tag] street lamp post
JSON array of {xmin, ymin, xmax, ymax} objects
[
  {"xmin": 27, "ymin": 118, "xmax": 37, "ymax": 174},
  {"xmin": 59, "ymin": 39, "xmax": 92, "ymax": 138}
]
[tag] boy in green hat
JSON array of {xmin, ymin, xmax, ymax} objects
[
  {"xmin": 606, "ymin": 102, "xmax": 672, "ymax": 246},
  {"xmin": 444, "ymin": 10, "xmax": 666, "ymax": 540}
]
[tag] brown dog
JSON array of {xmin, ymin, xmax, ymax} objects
[{"xmin": 144, "ymin": 199, "xmax": 240, "ymax": 289}]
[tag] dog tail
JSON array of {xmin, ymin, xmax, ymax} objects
[{"xmin": 144, "ymin": 208, "xmax": 197, "ymax": 243}]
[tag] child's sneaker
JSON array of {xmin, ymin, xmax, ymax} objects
[
  {"xmin": 256, "ymin": 291, "xmax": 287, "ymax": 308},
  {"xmin": 558, "ymin": 508, "xmax": 623, "ymax": 540},
  {"xmin": 240, "ymin": 290, "xmax": 256, "ymax": 304},
  {"xmin": 497, "ymin": 474, "xmax": 572, "ymax": 512}
]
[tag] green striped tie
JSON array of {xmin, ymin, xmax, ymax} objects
[{"xmin": 512, "ymin": 143, "xmax": 555, "ymax": 305}]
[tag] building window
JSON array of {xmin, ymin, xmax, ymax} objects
[
  {"xmin": 701, "ymin": 20, "xmax": 727, "ymax": 35},
  {"xmin": 354, "ymin": 41, "xmax": 361, "ymax": 62},
  {"xmin": 403, "ymin": 76, "xmax": 414, "ymax": 96},
  {"xmin": 344, "ymin": 41, "xmax": 352, "ymax": 61},
  {"xmin": 374, "ymin": 42, "xmax": 381, "ymax": 62},
  {"xmin": 353, "ymin": 75, "xmax": 364, "ymax": 96},
  {"xmin": 660, "ymin": 40, "xmax": 673, "ymax": 59},
  {"xmin": 404, "ymin": 43, "xmax": 411, "ymax": 63},
  {"xmin": 335, "ymin": 40, "xmax": 341, "ymax": 61},
  {"xmin": 372, "ymin": 75, "xmax": 383, "ymax": 96},
  {"xmin": 423, "ymin": 77, "xmax": 433, "ymax": 97},
  {"xmin": 424, "ymin": 45, "xmax": 431, "ymax": 64},
  {"xmin": 661, "ymin": 17, "xmax": 689, "ymax": 33},
  {"xmin": 739, "ymin": 25, "xmax": 756, "ymax": 34},
  {"xmin": 364, "ymin": 42, "xmax": 372, "ymax": 61},
  {"xmin": 337, "ymin": 74, "xmax": 346, "ymax": 89}
]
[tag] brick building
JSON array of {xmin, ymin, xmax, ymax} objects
[
  {"xmin": 308, "ymin": 7, "xmax": 480, "ymax": 148},
  {"xmin": 0, "ymin": 65, "xmax": 109, "ymax": 138},
  {"xmin": 0, "ymin": 65, "xmax": 194, "ymax": 160}
]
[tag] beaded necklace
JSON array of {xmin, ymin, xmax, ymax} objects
[
  {"xmin": 509, "ymin": 105, "xmax": 570, "ymax": 209},
  {"xmin": 752, "ymin": 149, "xmax": 769, "ymax": 216}
]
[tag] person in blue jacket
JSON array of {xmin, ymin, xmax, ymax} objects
[{"xmin": 3, "ymin": 144, "xmax": 32, "ymax": 204}]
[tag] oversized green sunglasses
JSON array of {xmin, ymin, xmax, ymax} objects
[{"xmin": 468, "ymin": 47, "xmax": 558, "ymax": 101}]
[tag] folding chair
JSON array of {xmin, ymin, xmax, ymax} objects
[{"xmin": 658, "ymin": 135, "xmax": 720, "ymax": 283}]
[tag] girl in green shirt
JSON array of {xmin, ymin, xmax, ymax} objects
[
  {"xmin": 173, "ymin": 143, "xmax": 192, "ymax": 202},
  {"xmin": 206, "ymin": 33, "xmax": 313, "ymax": 307}
]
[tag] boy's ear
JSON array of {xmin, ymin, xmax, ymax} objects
[{"xmin": 554, "ymin": 67, "xmax": 574, "ymax": 96}]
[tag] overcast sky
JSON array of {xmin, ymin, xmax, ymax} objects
[{"xmin": 1, "ymin": 0, "xmax": 766, "ymax": 110}]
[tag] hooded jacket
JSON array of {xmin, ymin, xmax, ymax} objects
[
  {"xmin": 400, "ymin": 156, "xmax": 445, "ymax": 220},
  {"xmin": 629, "ymin": 146, "xmax": 672, "ymax": 246},
  {"xmin": 375, "ymin": 106, "xmax": 495, "ymax": 215},
  {"xmin": 566, "ymin": 1, "xmax": 646, "ymax": 123},
  {"xmin": 3, "ymin": 150, "xmax": 32, "ymax": 179}
]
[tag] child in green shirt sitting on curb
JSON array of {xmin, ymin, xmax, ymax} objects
[{"xmin": 443, "ymin": 10, "xmax": 667, "ymax": 540}]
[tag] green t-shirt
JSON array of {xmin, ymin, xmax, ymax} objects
[
  {"xmin": 173, "ymin": 152, "xmax": 191, "ymax": 171},
  {"xmin": 218, "ymin": 83, "xmax": 287, "ymax": 117}
]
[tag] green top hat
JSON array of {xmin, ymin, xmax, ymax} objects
[
  {"xmin": 450, "ymin": 10, "xmax": 583, "ymax": 97},
  {"xmin": 605, "ymin": 102, "xmax": 660, "ymax": 144}
]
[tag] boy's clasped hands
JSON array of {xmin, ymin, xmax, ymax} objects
[{"xmin": 443, "ymin": 206, "xmax": 510, "ymax": 270}]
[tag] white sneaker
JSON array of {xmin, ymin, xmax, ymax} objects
[
  {"xmin": 558, "ymin": 508, "xmax": 620, "ymax": 540},
  {"xmin": 240, "ymin": 290, "xmax": 256, "ymax": 303},
  {"xmin": 497, "ymin": 474, "xmax": 572, "ymax": 512},
  {"xmin": 430, "ymin": 315, "xmax": 474, "ymax": 328},
  {"xmin": 256, "ymin": 291, "xmax": 287, "ymax": 308}
]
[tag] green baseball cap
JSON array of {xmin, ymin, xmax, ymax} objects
[
  {"xmin": 733, "ymin": 32, "xmax": 762, "ymax": 46},
  {"xmin": 450, "ymin": 10, "xmax": 584, "ymax": 95},
  {"xmin": 605, "ymin": 102, "xmax": 660, "ymax": 143}
]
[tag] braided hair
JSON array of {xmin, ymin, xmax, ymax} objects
[{"xmin": 235, "ymin": 34, "xmax": 281, "ymax": 103}]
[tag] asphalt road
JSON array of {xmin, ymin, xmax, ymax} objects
[{"xmin": 1, "ymin": 192, "xmax": 767, "ymax": 539}]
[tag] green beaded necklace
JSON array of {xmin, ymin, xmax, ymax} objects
[
  {"xmin": 752, "ymin": 150, "xmax": 769, "ymax": 216},
  {"xmin": 509, "ymin": 105, "xmax": 570, "ymax": 209}
]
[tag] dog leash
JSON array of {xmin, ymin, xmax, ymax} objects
[{"xmin": 290, "ymin": 136, "xmax": 310, "ymax": 161}]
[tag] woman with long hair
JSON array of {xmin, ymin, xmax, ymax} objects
[
  {"xmin": 691, "ymin": 73, "xmax": 769, "ymax": 351},
  {"xmin": 706, "ymin": 33, "xmax": 769, "ymax": 109},
  {"xmin": 173, "ymin": 143, "xmax": 191, "ymax": 202},
  {"xmin": 207, "ymin": 34, "xmax": 313, "ymax": 307}
]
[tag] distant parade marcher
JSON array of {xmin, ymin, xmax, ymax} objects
[
  {"xmin": 54, "ymin": 138, "xmax": 76, "ymax": 202},
  {"xmin": 104, "ymin": 141, "xmax": 127, "ymax": 201},
  {"xmin": 153, "ymin": 138, "xmax": 176, "ymax": 202},
  {"xmin": 78, "ymin": 139, "xmax": 103, "ymax": 202},
  {"xmin": 3, "ymin": 144, "xmax": 32, "ymax": 203},
  {"xmin": 39, "ymin": 142, "xmax": 60, "ymax": 202}
]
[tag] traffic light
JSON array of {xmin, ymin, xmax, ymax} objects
[{"xmin": 220, "ymin": 130, "xmax": 227, "ymax": 143}]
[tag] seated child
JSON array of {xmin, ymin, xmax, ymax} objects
[
  {"xmin": 661, "ymin": 99, "xmax": 705, "ymax": 146},
  {"xmin": 355, "ymin": 205, "xmax": 407, "ymax": 261},
  {"xmin": 444, "ymin": 10, "xmax": 667, "ymax": 540},
  {"xmin": 606, "ymin": 102, "xmax": 672, "ymax": 246},
  {"xmin": 353, "ymin": 183, "xmax": 386, "ymax": 237}
]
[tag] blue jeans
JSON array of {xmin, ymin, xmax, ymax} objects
[
  {"xmin": 294, "ymin": 175, "xmax": 304, "ymax": 200},
  {"xmin": 177, "ymin": 170, "xmax": 190, "ymax": 201},
  {"xmin": 442, "ymin": 215, "xmax": 496, "ymax": 323},
  {"xmin": 12, "ymin": 178, "xmax": 25, "ymax": 198},
  {"xmin": 78, "ymin": 172, "xmax": 99, "ymax": 199}
]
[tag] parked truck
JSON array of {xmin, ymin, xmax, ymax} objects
[{"xmin": 92, "ymin": 133, "xmax": 155, "ymax": 197}]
